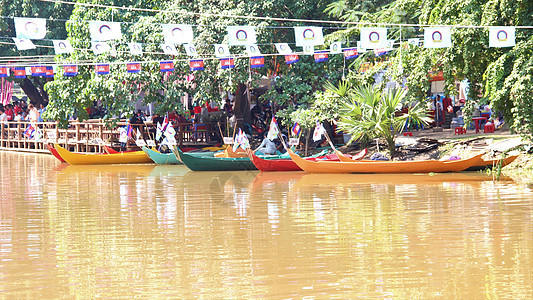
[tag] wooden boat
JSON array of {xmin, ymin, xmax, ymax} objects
[
  {"xmin": 173, "ymin": 147, "xmax": 257, "ymax": 171},
  {"xmin": 142, "ymin": 146, "xmax": 182, "ymax": 164},
  {"xmin": 287, "ymin": 149, "xmax": 485, "ymax": 174},
  {"xmin": 47, "ymin": 143, "xmax": 67, "ymax": 162},
  {"xmin": 249, "ymin": 151, "xmax": 338, "ymax": 172},
  {"xmin": 334, "ymin": 149, "xmax": 367, "ymax": 162},
  {"xmin": 466, "ymin": 154, "xmax": 519, "ymax": 171},
  {"xmin": 54, "ymin": 144, "xmax": 153, "ymax": 165}
]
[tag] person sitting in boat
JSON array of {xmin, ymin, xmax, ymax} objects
[{"xmin": 255, "ymin": 137, "xmax": 277, "ymax": 156}]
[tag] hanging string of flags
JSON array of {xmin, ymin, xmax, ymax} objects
[
  {"xmin": 0, "ymin": 16, "xmax": 520, "ymax": 79},
  {"xmin": 6, "ymin": 17, "xmax": 518, "ymax": 56}
]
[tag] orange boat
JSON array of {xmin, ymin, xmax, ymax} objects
[
  {"xmin": 287, "ymin": 149, "xmax": 484, "ymax": 174},
  {"xmin": 54, "ymin": 144, "xmax": 153, "ymax": 165}
]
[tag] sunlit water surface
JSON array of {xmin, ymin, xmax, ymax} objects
[{"xmin": 0, "ymin": 151, "xmax": 532, "ymax": 299}]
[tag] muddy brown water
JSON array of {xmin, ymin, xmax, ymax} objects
[{"xmin": 1, "ymin": 151, "xmax": 532, "ymax": 298}]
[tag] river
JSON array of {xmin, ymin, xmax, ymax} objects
[{"xmin": 0, "ymin": 151, "xmax": 532, "ymax": 298}]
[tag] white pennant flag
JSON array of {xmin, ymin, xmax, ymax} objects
[
  {"xmin": 91, "ymin": 41, "xmax": 111, "ymax": 55},
  {"xmin": 356, "ymin": 41, "xmax": 367, "ymax": 52},
  {"xmin": 161, "ymin": 24, "xmax": 194, "ymax": 44},
  {"xmin": 227, "ymin": 26, "xmax": 257, "ymax": 45},
  {"xmin": 246, "ymin": 44, "xmax": 262, "ymax": 56},
  {"xmin": 407, "ymin": 38, "xmax": 420, "ymax": 46},
  {"xmin": 489, "ymin": 27, "xmax": 515, "ymax": 48},
  {"xmin": 161, "ymin": 44, "xmax": 179, "ymax": 55},
  {"xmin": 313, "ymin": 123, "xmax": 326, "ymax": 142},
  {"xmin": 184, "ymin": 44, "xmax": 198, "ymax": 57},
  {"xmin": 330, "ymin": 41, "xmax": 342, "ymax": 54},
  {"xmin": 128, "ymin": 43, "xmax": 143, "ymax": 55},
  {"xmin": 14, "ymin": 17, "xmax": 47, "ymax": 39},
  {"xmin": 12, "ymin": 38, "xmax": 36, "ymax": 50},
  {"xmin": 275, "ymin": 43, "xmax": 292, "ymax": 54},
  {"xmin": 294, "ymin": 27, "xmax": 324, "ymax": 46},
  {"xmin": 360, "ymin": 28, "xmax": 388, "ymax": 49},
  {"xmin": 303, "ymin": 45, "xmax": 314, "ymax": 55},
  {"xmin": 424, "ymin": 27, "xmax": 452, "ymax": 48},
  {"xmin": 52, "ymin": 40, "xmax": 74, "ymax": 54},
  {"xmin": 214, "ymin": 44, "xmax": 230, "ymax": 58},
  {"xmin": 89, "ymin": 21, "xmax": 122, "ymax": 41}
]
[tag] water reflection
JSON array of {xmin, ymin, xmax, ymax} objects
[{"xmin": 0, "ymin": 151, "xmax": 532, "ymax": 298}]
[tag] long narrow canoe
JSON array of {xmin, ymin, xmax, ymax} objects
[
  {"xmin": 173, "ymin": 148, "xmax": 256, "ymax": 171},
  {"xmin": 250, "ymin": 151, "xmax": 339, "ymax": 172},
  {"xmin": 142, "ymin": 146, "xmax": 181, "ymax": 164},
  {"xmin": 47, "ymin": 144, "xmax": 67, "ymax": 162},
  {"xmin": 287, "ymin": 149, "xmax": 484, "ymax": 174},
  {"xmin": 54, "ymin": 144, "xmax": 153, "ymax": 165},
  {"xmin": 466, "ymin": 154, "xmax": 519, "ymax": 171}
]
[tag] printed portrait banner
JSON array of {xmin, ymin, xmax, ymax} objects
[
  {"xmin": 275, "ymin": 43, "xmax": 293, "ymax": 54},
  {"xmin": 128, "ymin": 43, "xmax": 143, "ymax": 55},
  {"xmin": 89, "ymin": 21, "xmax": 122, "ymax": 42},
  {"xmin": 294, "ymin": 26, "xmax": 324, "ymax": 46},
  {"xmin": 424, "ymin": 27, "xmax": 452, "ymax": 48},
  {"xmin": 214, "ymin": 44, "xmax": 231, "ymax": 58},
  {"xmin": 330, "ymin": 41, "xmax": 342, "ymax": 54},
  {"xmin": 12, "ymin": 38, "xmax": 36, "ymax": 51},
  {"xmin": 91, "ymin": 41, "xmax": 111, "ymax": 55},
  {"xmin": 246, "ymin": 44, "xmax": 262, "ymax": 56},
  {"xmin": 53, "ymin": 40, "xmax": 74, "ymax": 54},
  {"xmin": 14, "ymin": 17, "xmax": 47, "ymax": 39},
  {"xmin": 184, "ymin": 44, "xmax": 198, "ymax": 57},
  {"xmin": 227, "ymin": 26, "xmax": 257, "ymax": 45},
  {"xmin": 303, "ymin": 45, "xmax": 314, "ymax": 55},
  {"xmin": 407, "ymin": 38, "xmax": 420, "ymax": 46},
  {"xmin": 360, "ymin": 28, "xmax": 388, "ymax": 49},
  {"xmin": 161, "ymin": 24, "xmax": 194, "ymax": 44},
  {"xmin": 161, "ymin": 44, "xmax": 179, "ymax": 55},
  {"xmin": 489, "ymin": 27, "xmax": 515, "ymax": 48}
]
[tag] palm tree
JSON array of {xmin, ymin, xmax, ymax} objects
[{"xmin": 329, "ymin": 82, "xmax": 431, "ymax": 158}]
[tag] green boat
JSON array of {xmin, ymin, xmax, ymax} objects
[
  {"xmin": 142, "ymin": 146, "xmax": 181, "ymax": 164},
  {"xmin": 173, "ymin": 148, "xmax": 257, "ymax": 171}
]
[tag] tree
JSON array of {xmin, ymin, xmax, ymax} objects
[
  {"xmin": 0, "ymin": 0, "xmax": 73, "ymax": 105},
  {"xmin": 333, "ymin": 82, "xmax": 430, "ymax": 158}
]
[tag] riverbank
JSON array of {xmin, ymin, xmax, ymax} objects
[{"xmin": 337, "ymin": 127, "xmax": 532, "ymax": 183}]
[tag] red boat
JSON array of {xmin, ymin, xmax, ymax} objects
[
  {"xmin": 249, "ymin": 152, "xmax": 346, "ymax": 172},
  {"xmin": 47, "ymin": 144, "xmax": 66, "ymax": 162}
]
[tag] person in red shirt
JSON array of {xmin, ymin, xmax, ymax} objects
[{"xmin": 4, "ymin": 104, "xmax": 14, "ymax": 121}]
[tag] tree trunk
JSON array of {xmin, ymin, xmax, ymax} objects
[
  {"xmin": 18, "ymin": 77, "xmax": 49, "ymax": 106},
  {"xmin": 233, "ymin": 83, "xmax": 251, "ymax": 136}
]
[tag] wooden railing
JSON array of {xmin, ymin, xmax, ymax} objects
[{"xmin": 0, "ymin": 120, "xmax": 220, "ymax": 153}]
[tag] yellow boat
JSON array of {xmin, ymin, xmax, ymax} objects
[
  {"xmin": 54, "ymin": 144, "xmax": 153, "ymax": 165},
  {"xmin": 287, "ymin": 149, "xmax": 484, "ymax": 174}
]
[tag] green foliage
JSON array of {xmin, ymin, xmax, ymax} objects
[{"xmin": 334, "ymin": 84, "xmax": 430, "ymax": 157}]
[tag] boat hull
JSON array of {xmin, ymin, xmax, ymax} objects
[
  {"xmin": 47, "ymin": 144, "xmax": 66, "ymax": 162},
  {"xmin": 54, "ymin": 144, "xmax": 153, "ymax": 165},
  {"xmin": 287, "ymin": 149, "xmax": 484, "ymax": 174},
  {"xmin": 142, "ymin": 146, "xmax": 181, "ymax": 164},
  {"xmin": 173, "ymin": 148, "xmax": 257, "ymax": 171}
]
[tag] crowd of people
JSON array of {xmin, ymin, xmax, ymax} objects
[{"xmin": 0, "ymin": 101, "xmax": 46, "ymax": 123}]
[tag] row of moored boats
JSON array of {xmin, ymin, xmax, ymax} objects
[{"xmin": 47, "ymin": 144, "xmax": 519, "ymax": 174}]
